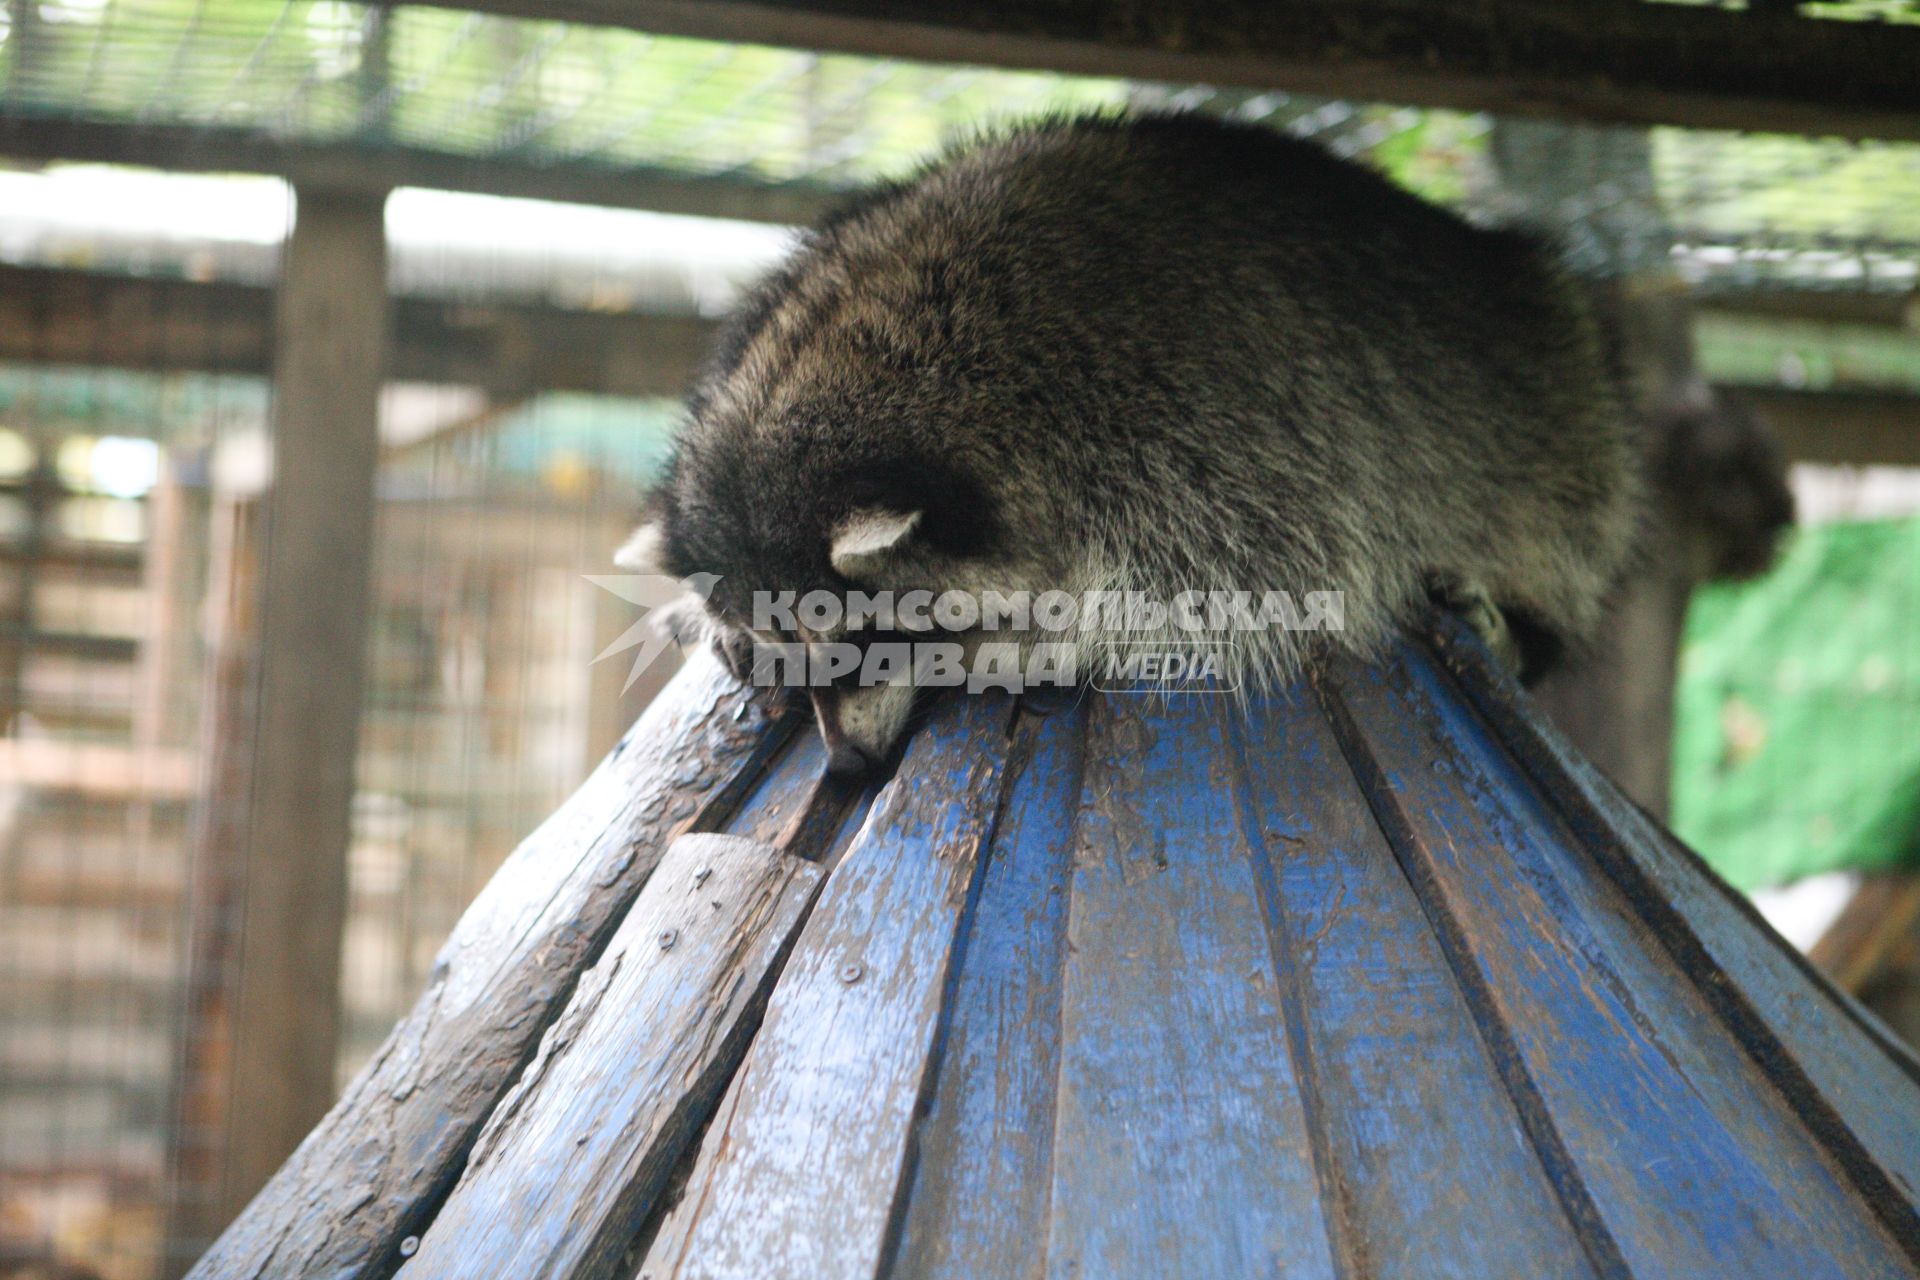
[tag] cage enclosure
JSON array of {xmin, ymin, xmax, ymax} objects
[{"xmin": 3, "ymin": 3, "xmax": 1920, "ymax": 1279}]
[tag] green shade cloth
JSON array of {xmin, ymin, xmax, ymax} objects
[{"xmin": 1674, "ymin": 517, "xmax": 1920, "ymax": 890}]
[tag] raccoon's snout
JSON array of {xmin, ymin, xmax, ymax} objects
[
  {"xmin": 822, "ymin": 739, "xmax": 872, "ymax": 780},
  {"xmin": 808, "ymin": 688, "xmax": 875, "ymax": 779},
  {"xmin": 809, "ymin": 681, "xmax": 917, "ymax": 779}
]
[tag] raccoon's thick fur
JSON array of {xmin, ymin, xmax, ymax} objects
[{"xmin": 625, "ymin": 113, "xmax": 1641, "ymax": 773}]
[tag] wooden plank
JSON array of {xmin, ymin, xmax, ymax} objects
[
  {"xmin": 716, "ymin": 726, "xmax": 858, "ymax": 857},
  {"xmin": 1321, "ymin": 640, "xmax": 1917, "ymax": 1278},
  {"xmin": 388, "ymin": 299, "xmax": 714, "ymax": 399},
  {"xmin": 1223, "ymin": 686, "xmax": 1597, "ymax": 1280},
  {"xmin": 436, "ymin": 0, "xmax": 1920, "ymax": 142},
  {"xmin": 395, "ymin": 834, "xmax": 824, "ymax": 1280},
  {"xmin": 892, "ymin": 701, "xmax": 1085, "ymax": 1280},
  {"xmin": 215, "ymin": 185, "xmax": 389, "ymax": 1225},
  {"xmin": 1696, "ymin": 293, "xmax": 1920, "ymax": 332},
  {"xmin": 1731, "ymin": 386, "xmax": 1920, "ymax": 467},
  {"xmin": 628, "ymin": 1054, "xmax": 751, "ymax": 1277},
  {"xmin": 0, "ymin": 264, "xmax": 717, "ymax": 397},
  {"xmin": 0, "ymin": 266, "xmax": 268, "ymax": 374},
  {"xmin": 0, "ymin": 542, "xmax": 143, "ymax": 575},
  {"xmin": 619, "ymin": 743, "xmax": 877, "ymax": 1273},
  {"xmin": 1809, "ymin": 875, "xmax": 1920, "ymax": 997},
  {"xmin": 184, "ymin": 656, "xmax": 794, "ymax": 1280},
  {"xmin": 1043, "ymin": 692, "xmax": 1337, "ymax": 1280},
  {"xmin": 0, "ymin": 627, "xmax": 140, "ymax": 661},
  {"xmin": 1426, "ymin": 612, "xmax": 1920, "ymax": 1248},
  {"xmin": 0, "ymin": 740, "xmax": 196, "ymax": 799},
  {"xmin": 0, "ymin": 120, "xmax": 833, "ymax": 225},
  {"xmin": 642, "ymin": 689, "xmax": 1017, "ymax": 1280}
]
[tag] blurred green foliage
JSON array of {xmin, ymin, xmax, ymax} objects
[{"xmin": 1675, "ymin": 518, "xmax": 1920, "ymax": 889}]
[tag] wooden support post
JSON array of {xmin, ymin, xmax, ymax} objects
[{"xmin": 215, "ymin": 187, "xmax": 390, "ymax": 1229}]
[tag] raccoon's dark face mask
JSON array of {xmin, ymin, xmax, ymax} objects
[{"xmin": 617, "ymin": 505, "xmax": 955, "ymax": 779}]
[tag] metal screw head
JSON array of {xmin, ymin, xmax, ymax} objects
[
  {"xmin": 399, "ymin": 1236, "xmax": 420, "ymax": 1258},
  {"xmin": 840, "ymin": 961, "xmax": 865, "ymax": 985},
  {"xmin": 657, "ymin": 929, "xmax": 679, "ymax": 951}
]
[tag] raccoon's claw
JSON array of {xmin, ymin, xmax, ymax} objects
[{"xmin": 1430, "ymin": 579, "xmax": 1524, "ymax": 678}]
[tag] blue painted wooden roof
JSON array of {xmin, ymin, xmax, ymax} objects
[{"xmin": 207, "ymin": 613, "xmax": 1920, "ymax": 1280}]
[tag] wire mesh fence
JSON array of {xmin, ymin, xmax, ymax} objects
[
  {"xmin": 0, "ymin": 184, "xmax": 703, "ymax": 1276},
  {"xmin": 0, "ymin": 4, "xmax": 1915, "ymax": 1278},
  {"xmin": 0, "ymin": 361, "xmax": 261, "ymax": 1279},
  {"xmin": 0, "ymin": 2, "xmax": 1916, "ymax": 258}
]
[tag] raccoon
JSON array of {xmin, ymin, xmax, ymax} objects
[
  {"xmin": 621, "ymin": 113, "xmax": 1641, "ymax": 776},
  {"xmin": 1645, "ymin": 390, "xmax": 1794, "ymax": 583}
]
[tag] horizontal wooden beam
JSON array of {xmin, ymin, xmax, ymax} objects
[
  {"xmin": 0, "ymin": 739, "xmax": 197, "ymax": 799},
  {"xmin": 8, "ymin": 265, "xmax": 1918, "ymax": 465},
  {"xmin": 0, "ymin": 119, "xmax": 831, "ymax": 225},
  {"xmin": 429, "ymin": 0, "xmax": 1920, "ymax": 142},
  {"xmin": 1730, "ymin": 385, "xmax": 1920, "ymax": 467},
  {"xmin": 1696, "ymin": 292, "xmax": 1920, "ymax": 333},
  {"xmin": 0, "ymin": 264, "xmax": 714, "ymax": 397}
]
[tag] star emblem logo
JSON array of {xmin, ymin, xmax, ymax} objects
[{"xmin": 583, "ymin": 572, "xmax": 722, "ymax": 692}]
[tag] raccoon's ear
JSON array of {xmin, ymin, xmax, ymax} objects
[
  {"xmin": 830, "ymin": 508, "xmax": 922, "ymax": 579},
  {"xmin": 614, "ymin": 519, "xmax": 667, "ymax": 573}
]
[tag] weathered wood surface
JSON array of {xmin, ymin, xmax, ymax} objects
[
  {"xmin": 213, "ymin": 617, "xmax": 1920, "ymax": 1280},
  {"xmin": 1227, "ymin": 685, "xmax": 1594, "ymax": 1278},
  {"xmin": 714, "ymin": 728, "xmax": 858, "ymax": 858},
  {"xmin": 1324, "ymin": 641, "xmax": 1916, "ymax": 1278},
  {"xmin": 395, "ymin": 834, "xmax": 824, "ymax": 1280},
  {"xmin": 443, "ymin": 0, "xmax": 1920, "ymax": 141},
  {"xmin": 891, "ymin": 701, "xmax": 1084, "ymax": 1280},
  {"xmin": 1043, "ymin": 690, "xmax": 1336, "ymax": 1279},
  {"xmin": 614, "ymin": 740, "xmax": 878, "ymax": 1278},
  {"xmin": 638, "ymin": 690, "xmax": 1016, "ymax": 1280},
  {"xmin": 1429, "ymin": 613, "xmax": 1920, "ymax": 1247},
  {"xmin": 186, "ymin": 656, "xmax": 791, "ymax": 1280}
]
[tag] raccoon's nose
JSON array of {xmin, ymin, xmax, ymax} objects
[
  {"xmin": 825, "ymin": 741, "xmax": 872, "ymax": 779},
  {"xmin": 809, "ymin": 688, "xmax": 875, "ymax": 778}
]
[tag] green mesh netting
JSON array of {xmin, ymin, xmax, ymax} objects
[{"xmin": 1674, "ymin": 516, "xmax": 1920, "ymax": 890}]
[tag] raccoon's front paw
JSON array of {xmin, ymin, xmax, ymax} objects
[{"xmin": 1429, "ymin": 578, "xmax": 1523, "ymax": 678}]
